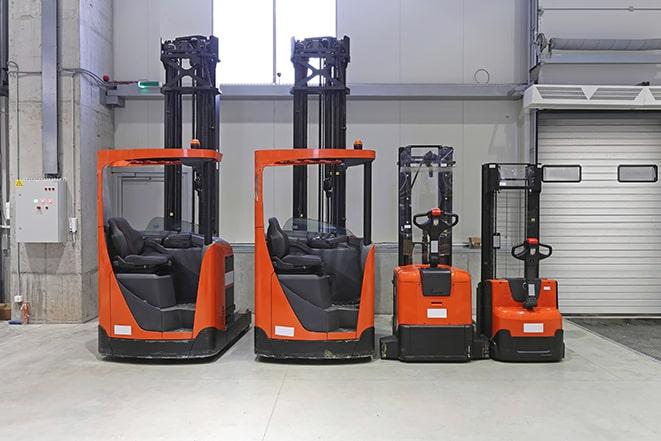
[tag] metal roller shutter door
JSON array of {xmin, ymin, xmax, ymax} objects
[{"xmin": 538, "ymin": 111, "xmax": 661, "ymax": 314}]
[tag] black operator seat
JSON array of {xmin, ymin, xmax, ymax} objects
[
  {"xmin": 107, "ymin": 217, "xmax": 172, "ymax": 272},
  {"xmin": 266, "ymin": 217, "xmax": 323, "ymax": 274}
]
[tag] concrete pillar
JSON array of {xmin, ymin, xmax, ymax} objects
[{"xmin": 7, "ymin": 0, "xmax": 113, "ymax": 323}]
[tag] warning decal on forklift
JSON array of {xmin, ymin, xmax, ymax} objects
[
  {"xmin": 427, "ymin": 308, "xmax": 448, "ymax": 319},
  {"xmin": 114, "ymin": 325, "xmax": 132, "ymax": 336},
  {"xmin": 523, "ymin": 323, "xmax": 544, "ymax": 333},
  {"xmin": 15, "ymin": 179, "xmax": 23, "ymax": 187},
  {"xmin": 275, "ymin": 325, "xmax": 295, "ymax": 337},
  {"xmin": 225, "ymin": 271, "xmax": 234, "ymax": 286}
]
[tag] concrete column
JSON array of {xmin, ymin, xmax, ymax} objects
[{"xmin": 7, "ymin": 0, "xmax": 113, "ymax": 323}]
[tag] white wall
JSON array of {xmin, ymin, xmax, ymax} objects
[
  {"xmin": 338, "ymin": 0, "xmax": 527, "ymax": 84},
  {"xmin": 113, "ymin": 0, "xmax": 661, "ymax": 243},
  {"xmin": 113, "ymin": 0, "xmax": 527, "ymax": 243},
  {"xmin": 538, "ymin": 0, "xmax": 661, "ymax": 84}
]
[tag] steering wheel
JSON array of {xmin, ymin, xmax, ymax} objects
[
  {"xmin": 511, "ymin": 238, "xmax": 552, "ymax": 261},
  {"xmin": 308, "ymin": 230, "xmax": 348, "ymax": 249},
  {"xmin": 413, "ymin": 208, "xmax": 459, "ymax": 238}
]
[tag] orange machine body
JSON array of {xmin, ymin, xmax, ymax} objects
[
  {"xmin": 254, "ymin": 149, "xmax": 376, "ymax": 358},
  {"xmin": 479, "ymin": 277, "xmax": 564, "ymax": 361},
  {"xmin": 487, "ymin": 279, "xmax": 562, "ymax": 338},
  {"xmin": 97, "ymin": 148, "xmax": 250, "ymax": 358},
  {"xmin": 394, "ymin": 264, "xmax": 472, "ymax": 327}
]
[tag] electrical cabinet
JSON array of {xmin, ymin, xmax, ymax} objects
[{"xmin": 15, "ymin": 178, "xmax": 68, "ymax": 243}]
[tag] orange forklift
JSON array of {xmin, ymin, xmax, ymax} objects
[
  {"xmin": 253, "ymin": 148, "xmax": 375, "ymax": 359},
  {"xmin": 476, "ymin": 163, "xmax": 581, "ymax": 362},
  {"xmin": 253, "ymin": 36, "xmax": 375, "ymax": 360},
  {"xmin": 380, "ymin": 146, "xmax": 481, "ymax": 362},
  {"xmin": 97, "ymin": 35, "xmax": 250, "ymax": 359}
]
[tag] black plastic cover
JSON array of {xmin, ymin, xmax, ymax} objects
[{"xmin": 420, "ymin": 267, "xmax": 452, "ymax": 296}]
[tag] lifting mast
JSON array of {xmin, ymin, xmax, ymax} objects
[
  {"xmin": 161, "ymin": 35, "xmax": 220, "ymax": 244},
  {"xmin": 290, "ymin": 36, "xmax": 350, "ymax": 228}
]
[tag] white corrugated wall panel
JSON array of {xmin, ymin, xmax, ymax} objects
[{"xmin": 538, "ymin": 112, "xmax": 661, "ymax": 314}]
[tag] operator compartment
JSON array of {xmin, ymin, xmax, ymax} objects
[
  {"xmin": 266, "ymin": 216, "xmax": 369, "ymax": 333},
  {"xmin": 106, "ymin": 216, "xmax": 212, "ymax": 333}
]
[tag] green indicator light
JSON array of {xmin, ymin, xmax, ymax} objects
[{"xmin": 137, "ymin": 80, "xmax": 159, "ymax": 89}]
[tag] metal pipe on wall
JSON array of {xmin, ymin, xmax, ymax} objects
[
  {"xmin": 41, "ymin": 0, "xmax": 59, "ymax": 177},
  {"xmin": 0, "ymin": 0, "xmax": 7, "ymax": 304}
]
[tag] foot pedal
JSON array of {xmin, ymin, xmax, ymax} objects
[
  {"xmin": 471, "ymin": 334, "xmax": 490, "ymax": 360},
  {"xmin": 379, "ymin": 335, "xmax": 399, "ymax": 360}
]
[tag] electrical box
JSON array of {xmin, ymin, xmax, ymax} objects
[{"xmin": 15, "ymin": 178, "xmax": 68, "ymax": 243}]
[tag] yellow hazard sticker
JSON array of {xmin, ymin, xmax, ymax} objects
[{"xmin": 15, "ymin": 179, "xmax": 23, "ymax": 187}]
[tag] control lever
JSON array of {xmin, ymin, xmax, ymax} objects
[
  {"xmin": 511, "ymin": 238, "xmax": 552, "ymax": 309},
  {"xmin": 412, "ymin": 208, "xmax": 459, "ymax": 267}
]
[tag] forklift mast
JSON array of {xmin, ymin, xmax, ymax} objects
[
  {"xmin": 480, "ymin": 163, "xmax": 542, "ymax": 282},
  {"xmin": 291, "ymin": 36, "xmax": 350, "ymax": 228},
  {"xmin": 161, "ymin": 35, "xmax": 220, "ymax": 243},
  {"xmin": 398, "ymin": 146, "xmax": 455, "ymax": 267}
]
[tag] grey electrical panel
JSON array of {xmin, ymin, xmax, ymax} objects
[{"xmin": 15, "ymin": 178, "xmax": 68, "ymax": 243}]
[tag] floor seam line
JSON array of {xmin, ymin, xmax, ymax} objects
[{"xmin": 261, "ymin": 369, "xmax": 287, "ymax": 441}]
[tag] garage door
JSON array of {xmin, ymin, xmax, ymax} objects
[{"xmin": 538, "ymin": 111, "xmax": 661, "ymax": 314}]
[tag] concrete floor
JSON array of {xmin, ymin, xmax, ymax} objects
[{"xmin": 1, "ymin": 318, "xmax": 660, "ymax": 441}]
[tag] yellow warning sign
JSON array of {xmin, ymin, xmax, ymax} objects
[{"xmin": 15, "ymin": 179, "xmax": 23, "ymax": 187}]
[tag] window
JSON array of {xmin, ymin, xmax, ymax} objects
[
  {"xmin": 214, "ymin": 1, "xmax": 273, "ymax": 84},
  {"xmin": 274, "ymin": 0, "xmax": 336, "ymax": 84},
  {"xmin": 617, "ymin": 165, "xmax": 658, "ymax": 183},
  {"xmin": 214, "ymin": 0, "xmax": 336, "ymax": 85},
  {"xmin": 541, "ymin": 165, "xmax": 582, "ymax": 183}
]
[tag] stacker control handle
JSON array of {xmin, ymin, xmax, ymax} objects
[
  {"xmin": 511, "ymin": 238, "xmax": 552, "ymax": 261},
  {"xmin": 413, "ymin": 208, "xmax": 459, "ymax": 238}
]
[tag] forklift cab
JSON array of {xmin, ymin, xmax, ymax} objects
[
  {"xmin": 254, "ymin": 148, "xmax": 376, "ymax": 360},
  {"xmin": 97, "ymin": 149, "xmax": 250, "ymax": 359}
]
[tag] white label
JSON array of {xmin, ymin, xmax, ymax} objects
[
  {"xmin": 274, "ymin": 325, "xmax": 295, "ymax": 337},
  {"xmin": 528, "ymin": 284, "xmax": 536, "ymax": 297},
  {"xmin": 523, "ymin": 323, "xmax": 544, "ymax": 334},
  {"xmin": 430, "ymin": 241, "xmax": 438, "ymax": 253},
  {"xmin": 543, "ymin": 286, "xmax": 551, "ymax": 291},
  {"xmin": 427, "ymin": 308, "xmax": 448, "ymax": 319},
  {"xmin": 225, "ymin": 270, "xmax": 234, "ymax": 287},
  {"xmin": 114, "ymin": 325, "xmax": 132, "ymax": 336}
]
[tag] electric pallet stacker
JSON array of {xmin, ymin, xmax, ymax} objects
[
  {"xmin": 476, "ymin": 163, "xmax": 581, "ymax": 362},
  {"xmin": 254, "ymin": 36, "xmax": 377, "ymax": 360},
  {"xmin": 97, "ymin": 36, "xmax": 250, "ymax": 359},
  {"xmin": 380, "ymin": 146, "xmax": 482, "ymax": 362}
]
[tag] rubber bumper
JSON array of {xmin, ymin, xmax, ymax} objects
[
  {"xmin": 380, "ymin": 325, "xmax": 473, "ymax": 362},
  {"xmin": 491, "ymin": 329, "xmax": 564, "ymax": 362},
  {"xmin": 254, "ymin": 326, "xmax": 374, "ymax": 360}
]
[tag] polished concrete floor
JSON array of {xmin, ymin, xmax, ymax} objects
[{"xmin": 1, "ymin": 317, "xmax": 660, "ymax": 441}]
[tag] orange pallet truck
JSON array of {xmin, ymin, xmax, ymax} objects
[
  {"xmin": 476, "ymin": 163, "xmax": 581, "ymax": 362},
  {"xmin": 380, "ymin": 146, "xmax": 486, "ymax": 362}
]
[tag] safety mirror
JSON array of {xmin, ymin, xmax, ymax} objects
[
  {"xmin": 542, "ymin": 165, "xmax": 582, "ymax": 183},
  {"xmin": 617, "ymin": 165, "xmax": 658, "ymax": 183}
]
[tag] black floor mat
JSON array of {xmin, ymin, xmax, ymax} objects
[{"xmin": 569, "ymin": 318, "xmax": 661, "ymax": 361}]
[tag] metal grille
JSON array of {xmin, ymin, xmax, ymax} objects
[
  {"xmin": 495, "ymin": 190, "xmax": 525, "ymax": 279},
  {"xmin": 538, "ymin": 112, "xmax": 661, "ymax": 314}
]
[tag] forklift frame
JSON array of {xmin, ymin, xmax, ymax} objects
[
  {"xmin": 397, "ymin": 145, "xmax": 455, "ymax": 267},
  {"xmin": 161, "ymin": 35, "xmax": 220, "ymax": 236},
  {"xmin": 291, "ymin": 36, "xmax": 351, "ymax": 228}
]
